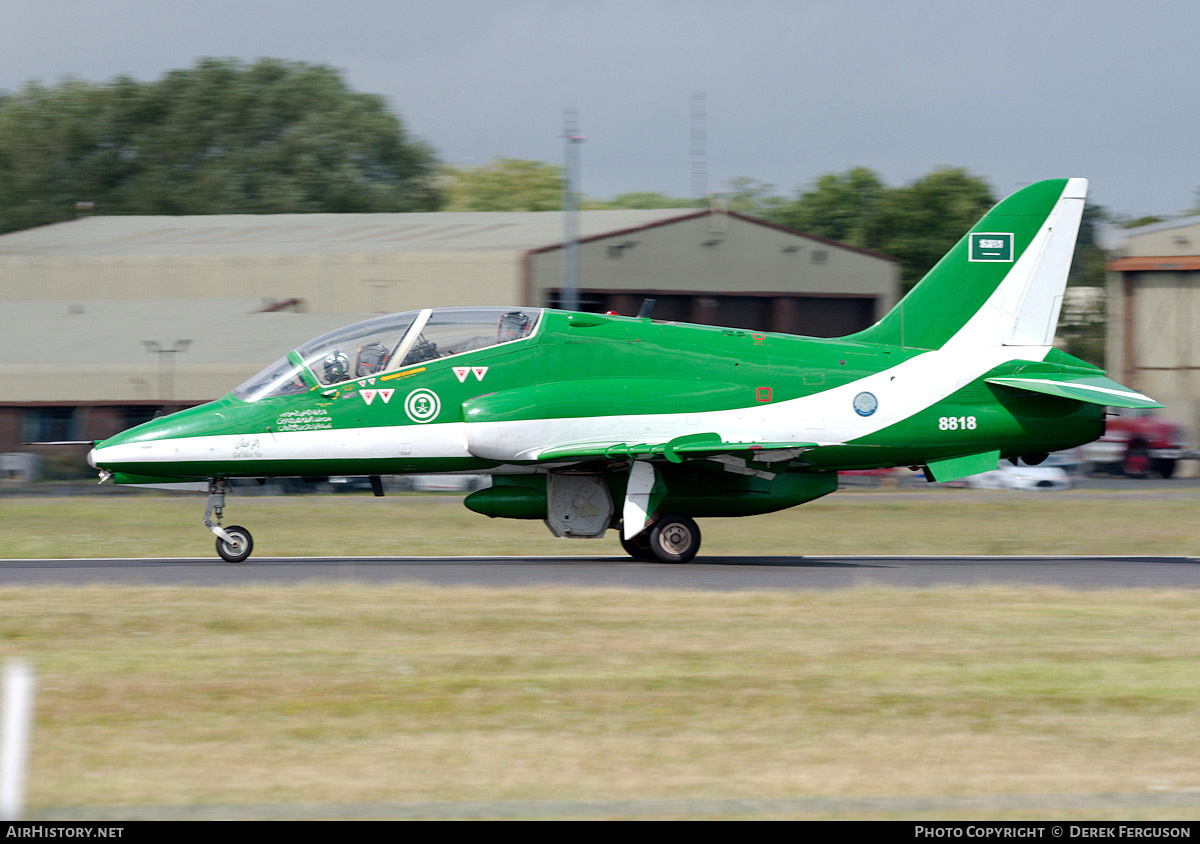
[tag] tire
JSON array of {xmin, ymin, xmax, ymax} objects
[
  {"xmin": 648, "ymin": 515, "xmax": 701, "ymax": 564},
  {"xmin": 1154, "ymin": 458, "xmax": 1178, "ymax": 479},
  {"xmin": 1123, "ymin": 445, "xmax": 1151, "ymax": 478},
  {"xmin": 215, "ymin": 525, "xmax": 253, "ymax": 563},
  {"xmin": 619, "ymin": 530, "xmax": 656, "ymax": 561}
]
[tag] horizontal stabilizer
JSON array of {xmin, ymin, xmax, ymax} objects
[
  {"xmin": 536, "ymin": 432, "xmax": 825, "ymax": 464},
  {"xmin": 985, "ymin": 373, "xmax": 1162, "ymax": 409}
]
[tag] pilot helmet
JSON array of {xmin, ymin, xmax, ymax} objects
[{"xmin": 323, "ymin": 350, "xmax": 349, "ymax": 383}]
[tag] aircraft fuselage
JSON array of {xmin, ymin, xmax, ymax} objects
[{"xmin": 92, "ymin": 308, "xmax": 1103, "ymax": 483}]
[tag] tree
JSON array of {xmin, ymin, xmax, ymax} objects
[
  {"xmin": 764, "ymin": 167, "xmax": 994, "ymax": 289},
  {"xmin": 767, "ymin": 167, "xmax": 884, "ymax": 249},
  {"xmin": 1055, "ymin": 202, "xmax": 1112, "ymax": 367},
  {"xmin": 1121, "ymin": 215, "xmax": 1166, "ymax": 228},
  {"xmin": 594, "ymin": 191, "xmax": 697, "ymax": 210},
  {"xmin": 441, "ymin": 158, "xmax": 564, "ymax": 211},
  {"xmin": 872, "ymin": 168, "xmax": 995, "ymax": 287},
  {"xmin": 0, "ymin": 58, "xmax": 441, "ymax": 232},
  {"xmin": 719, "ymin": 177, "xmax": 788, "ymax": 218}
]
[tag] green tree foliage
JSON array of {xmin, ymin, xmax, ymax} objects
[
  {"xmin": 442, "ymin": 158, "xmax": 564, "ymax": 211},
  {"xmin": 764, "ymin": 167, "xmax": 995, "ymax": 289},
  {"xmin": 873, "ymin": 168, "xmax": 995, "ymax": 288},
  {"xmin": 1121, "ymin": 215, "xmax": 1166, "ymax": 228},
  {"xmin": 0, "ymin": 58, "xmax": 440, "ymax": 232},
  {"xmin": 720, "ymin": 177, "xmax": 788, "ymax": 218},
  {"xmin": 1069, "ymin": 203, "xmax": 1108, "ymax": 288},
  {"xmin": 1058, "ymin": 203, "xmax": 1110, "ymax": 367},
  {"xmin": 768, "ymin": 167, "xmax": 884, "ymax": 248},
  {"xmin": 594, "ymin": 191, "xmax": 697, "ymax": 210}
]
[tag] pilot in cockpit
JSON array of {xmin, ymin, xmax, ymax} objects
[{"xmin": 322, "ymin": 350, "xmax": 350, "ymax": 384}]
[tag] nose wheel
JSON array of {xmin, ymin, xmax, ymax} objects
[
  {"xmin": 204, "ymin": 479, "xmax": 255, "ymax": 563},
  {"xmin": 215, "ymin": 525, "xmax": 254, "ymax": 563}
]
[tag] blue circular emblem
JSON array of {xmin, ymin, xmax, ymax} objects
[{"xmin": 853, "ymin": 391, "xmax": 878, "ymax": 417}]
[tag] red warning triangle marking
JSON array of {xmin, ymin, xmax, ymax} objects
[
  {"xmin": 378, "ymin": 389, "xmax": 394, "ymax": 403},
  {"xmin": 472, "ymin": 366, "xmax": 488, "ymax": 381},
  {"xmin": 453, "ymin": 367, "xmax": 470, "ymax": 383},
  {"xmin": 361, "ymin": 389, "xmax": 377, "ymax": 405}
]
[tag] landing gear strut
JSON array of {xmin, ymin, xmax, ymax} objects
[{"xmin": 204, "ymin": 479, "xmax": 254, "ymax": 563}]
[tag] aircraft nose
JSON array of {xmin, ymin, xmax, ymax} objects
[{"xmin": 87, "ymin": 448, "xmax": 97, "ymax": 468}]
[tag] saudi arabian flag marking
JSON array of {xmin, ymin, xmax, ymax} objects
[{"xmin": 969, "ymin": 232, "xmax": 1013, "ymax": 262}]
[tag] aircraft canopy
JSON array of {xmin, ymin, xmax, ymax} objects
[{"xmin": 232, "ymin": 307, "xmax": 542, "ymax": 402}]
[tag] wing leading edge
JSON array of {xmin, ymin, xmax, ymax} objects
[{"xmin": 534, "ymin": 431, "xmax": 829, "ymax": 464}]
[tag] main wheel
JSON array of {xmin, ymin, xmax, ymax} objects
[
  {"xmin": 1123, "ymin": 445, "xmax": 1151, "ymax": 478},
  {"xmin": 215, "ymin": 525, "xmax": 253, "ymax": 563},
  {"xmin": 648, "ymin": 515, "xmax": 701, "ymax": 564},
  {"xmin": 620, "ymin": 530, "xmax": 656, "ymax": 561},
  {"xmin": 1154, "ymin": 458, "xmax": 1178, "ymax": 479}
]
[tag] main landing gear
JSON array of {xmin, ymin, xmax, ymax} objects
[
  {"xmin": 204, "ymin": 479, "xmax": 254, "ymax": 563},
  {"xmin": 621, "ymin": 514, "xmax": 702, "ymax": 564}
]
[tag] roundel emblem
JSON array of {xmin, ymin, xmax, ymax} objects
[
  {"xmin": 853, "ymin": 391, "xmax": 878, "ymax": 417},
  {"xmin": 404, "ymin": 389, "xmax": 441, "ymax": 423}
]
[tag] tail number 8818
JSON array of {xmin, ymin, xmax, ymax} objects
[{"xmin": 938, "ymin": 416, "xmax": 977, "ymax": 431}]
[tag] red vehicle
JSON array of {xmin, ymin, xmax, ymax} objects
[{"xmin": 1083, "ymin": 410, "xmax": 1187, "ymax": 478}]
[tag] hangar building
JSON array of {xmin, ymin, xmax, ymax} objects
[
  {"xmin": 1106, "ymin": 215, "xmax": 1200, "ymax": 457},
  {"xmin": 0, "ymin": 208, "xmax": 899, "ymax": 454}
]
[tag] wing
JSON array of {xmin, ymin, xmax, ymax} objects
[
  {"xmin": 534, "ymin": 431, "xmax": 830, "ymax": 465},
  {"xmin": 532, "ymin": 431, "xmax": 842, "ymax": 541}
]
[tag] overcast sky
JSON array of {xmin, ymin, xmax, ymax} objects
[{"xmin": 2, "ymin": 0, "xmax": 1197, "ymax": 219}]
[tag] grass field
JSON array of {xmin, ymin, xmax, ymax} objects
[
  {"xmin": 3, "ymin": 584, "xmax": 1200, "ymax": 819},
  {"xmin": 2, "ymin": 490, "xmax": 1199, "ymax": 819}
]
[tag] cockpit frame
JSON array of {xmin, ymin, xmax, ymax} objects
[{"xmin": 232, "ymin": 307, "xmax": 543, "ymax": 402}]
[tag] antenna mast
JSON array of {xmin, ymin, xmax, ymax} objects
[
  {"xmin": 561, "ymin": 107, "xmax": 584, "ymax": 312},
  {"xmin": 690, "ymin": 92, "xmax": 707, "ymax": 205}
]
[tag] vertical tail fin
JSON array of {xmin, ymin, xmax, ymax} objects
[{"xmin": 849, "ymin": 178, "xmax": 1087, "ymax": 350}]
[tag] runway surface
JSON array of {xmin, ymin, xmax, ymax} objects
[{"xmin": 2, "ymin": 554, "xmax": 1199, "ymax": 589}]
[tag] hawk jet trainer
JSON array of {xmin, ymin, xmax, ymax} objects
[{"xmin": 89, "ymin": 178, "xmax": 1159, "ymax": 563}]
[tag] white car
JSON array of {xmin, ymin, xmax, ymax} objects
[{"xmin": 964, "ymin": 464, "xmax": 1072, "ymax": 491}]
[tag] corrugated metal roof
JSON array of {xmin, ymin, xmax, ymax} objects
[
  {"xmin": 0, "ymin": 210, "xmax": 698, "ymax": 258},
  {"xmin": 1120, "ymin": 214, "xmax": 1200, "ymax": 237},
  {"xmin": 1102, "ymin": 214, "xmax": 1200, "ymax": 250}
]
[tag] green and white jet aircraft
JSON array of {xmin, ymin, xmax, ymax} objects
[{"xmin": 89, "ymin": 177, "xmax": 1159, "ymax": 563}]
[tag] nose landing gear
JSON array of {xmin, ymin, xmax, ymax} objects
[{"xmin": 204, "ymin": 479, "xmax": 254, "ymax": 563}]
